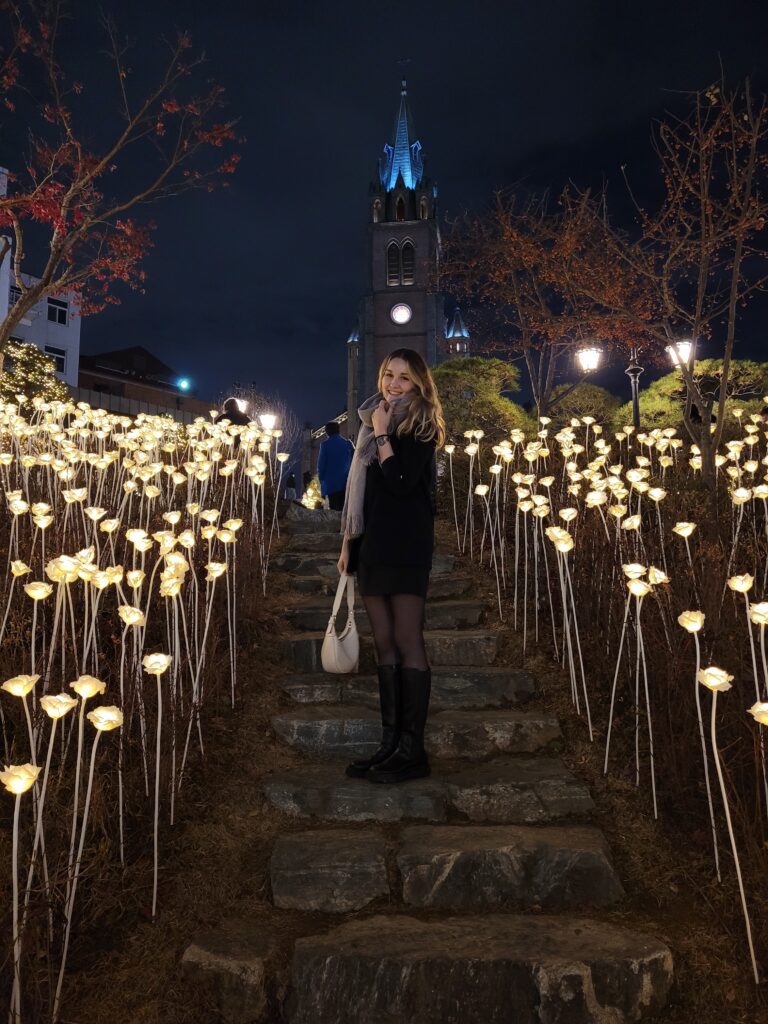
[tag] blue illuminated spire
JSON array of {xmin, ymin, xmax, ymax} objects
[
  {"xmin": 379, "ymin": 80, "xmax": 424, "ymax": 192},
  {"xmin": 446, "ymin": 308, "xmax": 470, "ymax": 340}
]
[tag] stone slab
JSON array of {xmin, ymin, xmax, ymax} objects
[
  {"xmin": 280, "ymin": 666, "xmax": 536, "ymax": 709},
  {"xmin": 263, "ymin": 759, "xmax": 592, "ymax": 824},
  {"xmin": 283, "ymin": 532, "xmax": 345, "ymax": 554},
  {"xmin": 272, "ymin": 551, "xmax": 456, "ymax": 576},
  {"xmin": 271, "ymin": 707, "xmax": 561, "ymax": 759},
  {"xmin": 287, "ymin": 914, "xmax": 673, "ymax": 1024},
  {"xmin": 397, "ymin": 824, "xmax": 624, "ymax": 910},
  {"xmin": 287, "ymin": 573, "xmax": 473, "ymax": 599},
  {"xmin": 286, "ymin": 598, "xmax": 484, "ymax": 632},
  {"xmin": 284, "ymin": 505, "xmax": 341, "ymax": 532},
  {"xmin": 283, "ymin": 630, "xmax": 498, "ymax": 673},
  {"xmin": 446, "ymin": 758, "xmax": 595, "ymax": 823},
  {"xmin": 264, "ymin": 764, "xmax": 448, "ymax": 822},
  {"xmin": 270, "ymin": 829, "xmax": 388, "ymax": 912},
  {"xmin": 181, "ymin": 919, "xmax": 271, "ymax": 1023}
]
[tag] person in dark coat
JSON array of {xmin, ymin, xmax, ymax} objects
[
  {"xmin": 215, "ymin": 397, "xmax": 251, "ymax": 427},
  {"xmin": 317, "ymin": 421, "xmax": 353, "ymax": 511},
  {"xmin": 338, "ymin": 348, "xmax": 445, "ymax": 785}
]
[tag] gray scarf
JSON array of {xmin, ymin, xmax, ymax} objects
[{"xmin": 341, "ymin": 391, "xmax": 411, "ymax": 539}]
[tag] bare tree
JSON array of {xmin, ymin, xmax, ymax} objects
[
  {"xmin": 443, "ymin": 188, "xmax": 649, "ymax": 416},
  {"xmin": 0, "ymin": 2, "xmax": 240, "ymax": 349},
  {"xmin": 580, "ymin": 80, "xmax": 768, "ymax": 488}
]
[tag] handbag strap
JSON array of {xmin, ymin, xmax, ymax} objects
[{"xmin": 330, "ymin": 573, "xmax": 355, "ymax": 622}]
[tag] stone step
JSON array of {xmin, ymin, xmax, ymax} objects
[
  {"xmin": 287, "ymin": 915, "xmax": 673, "ymax": 1024},
  {"xmin": 269, "ymin": 824, "xmax": 623, "ymax": 914},
  {"xmin": 272, "ymin": 551, "xmax": 456, "ymax": 578},
  {"xmin": 397, "ymin": 823, "xmax": 624, "ymax": 910},
  {"xmin": 288, "ymin": 573, "xmax": 473, "ymax": 599},
  {"xmin": 271, "ymin": 707, "xmax": 561, "ymax": 760},
  {"xmin": 284, "ymin": 505, "xmax": 341, "ymax": 532},
  {"xmin": 262, "ymin": 758, "xmax": 594, "ymax": 824},
  {"xmin": 271, "ymin": 829, "xmax": 389, "ymax": 912},
  {"xmin": 280, "ymin": 666, "xmax": 536, "ymax": 709},
  {"xmin": 286, "ymin": 598, "xmax": 484, "ymax": 632},
  {"xmin": 182, "ymin": 919, "xmax": 272, "ymax": 1023},
  {"xmin": 283, "ymin": 629, "xmax": 498, "ymax": 673},
  {"xmin": 282, "ymin": 531, "xmax": 345, "ymax": 553}
]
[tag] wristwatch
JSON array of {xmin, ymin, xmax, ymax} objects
[{"xmin": 375, "ymin": 434, "xmax": 389, "ymax": 448}]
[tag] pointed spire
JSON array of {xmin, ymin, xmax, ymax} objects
[
  {"xmin": 446, "ymin": 307, "xmax": 470, "ymax": 356},
  {"xmin": 446, "ymin": 308, "xmax": 470, "ymax": 340},
  {"xmin": 379, "ymin": 79, "xmax": 424, "ymax": 192}
]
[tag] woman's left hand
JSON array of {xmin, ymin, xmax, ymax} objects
[{"xmin": 371, "ymin": 400, "xmax": 393, "ymax": 436}]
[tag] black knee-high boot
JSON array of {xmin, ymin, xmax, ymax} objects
[
  {"xmin": 367, "ymin": 667, "xmax": 430, "ymax": 783},
  {"xmin": 345, "ymin": 664, "xmax": 401, "ymax": 778}
]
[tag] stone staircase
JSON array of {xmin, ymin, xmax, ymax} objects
[{"xmin": 183, "ymin": 507, "xmax": 674, "ymax": 1022}]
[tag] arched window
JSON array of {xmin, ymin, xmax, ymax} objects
[
  {"xmin": 386, "ymin": 242, "xmax": 400, "ymax": 286},
  {"xmin": 419, "ymin": 196, "xmax": 428, "ymax": 220},
  {"xmin": 395, "ymin": 196, "xmax": 405, "ymax": 222},
  {"xmin": 401, "ymin": 241, "xmax": 415, "ymax": 285},
  {"xmin": 372, "ymin": 199, "xmax": 381, "ymax": 224}
]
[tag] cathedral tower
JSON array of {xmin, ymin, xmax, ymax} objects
[{"xmin": 348, "ymin": 81, "xmax": 444, "ymax": 435}]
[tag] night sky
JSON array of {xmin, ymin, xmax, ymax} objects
[{"xmin": 74, "ymin": 0, "xmax": 768, "ymax": 426}]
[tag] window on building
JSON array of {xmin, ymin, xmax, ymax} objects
[
  {"xmin": 44, "ymin": 345, "xmax": 66, "ymax": 374},
  {"xmin": 47, "ymin": 297, "xmax": 68, "ymax": 325},
  {"xmin": 419, "ymin": 196, "xmax": 428, "ymax": 220},
  {"xmin": 372, "ymin": 199, "xmax": 381, "ymax": 224},
  {"xmin": 9, "ymin": 286, "xmax": 20, "ymax": 307},
  {"xmin": 386, "ymin": 242, "xmax": 400, "ymax": 286},
  {"xmin": 401, "ymin": 241, "xmax": 415, "ymax": 285},
  {"xmin": 395, "ymin": 196, "xmax": 405, "ymax": 222}
]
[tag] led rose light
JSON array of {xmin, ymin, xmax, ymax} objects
[
  {"xmin": 699, "ymin": 667, "xmax": 759, "ymax": 983},
  {"xmin": 143, "ymin": 652, "xmax": 172, "ymax": 918},
  {"xmin": 748, "ymin": 702, "xmax": 768, "ymax": 726},
  {"xmin": 675, "ymin": 610, "xmax": 721, "ymax": 878}
]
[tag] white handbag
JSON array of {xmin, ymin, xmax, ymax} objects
[{"xmin": 321, "ymin": 574, "xmax": 360, "ymax": 674}]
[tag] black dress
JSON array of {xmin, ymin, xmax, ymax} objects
[{"xmin": 348, "ymin": 431, "xmax": 436, "ymax": 598}]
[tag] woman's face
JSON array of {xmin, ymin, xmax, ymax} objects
[{"xmin": 381, "ymin": 357, "xmax": 416, "ymax": 402}]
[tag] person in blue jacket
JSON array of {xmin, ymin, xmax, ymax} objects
[{"xmin": 317, "ymin": 421, "xmax": 353, "ymax": 510}]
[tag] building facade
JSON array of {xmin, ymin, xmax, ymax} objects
[
  {"xmin": 0, "ymin": 264, "xmax": 81, "ymax": 388},
  {"xmin": 346, "ymin": 81, "xmax": 469, "ymax": 439},
  {"xmin": 77, "ymin": 345, "xmax": 212, "ymax": 419}
]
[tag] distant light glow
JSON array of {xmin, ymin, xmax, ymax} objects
[
  {"xmin": 259, "ymin": 413, "xmax": 277, "ymax": 431},
  {"xmin": 235, "ymin": 399, "xmax": 248, "ymax": 414},
  {"xmin": 177, "ymin": 378, "xmax": 190, "ymax": 391},
  {"xmin": 576, "ymin": 347, "xmax": 601, "ymax": 373}
]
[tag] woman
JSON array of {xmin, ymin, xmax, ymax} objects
[{"xmin": 338, "ymin": 348, "xmax": 445, "ymax": 784}]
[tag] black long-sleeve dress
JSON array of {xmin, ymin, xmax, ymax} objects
[{"xmin": 348, "ymin": 431, "xmax": 436, "ymax": 598}]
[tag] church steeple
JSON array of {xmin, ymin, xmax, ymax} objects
[
  {"xmin": 446, "ymin": 307, "xmax": 470, "ymax": 356},
  {"xmin": 379, "ymin": 80, "xmax": 424, "ymax": 191}
]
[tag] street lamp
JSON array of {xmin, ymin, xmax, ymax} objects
[
  {"xmin": 235, "ymin": 399, "xmax": 248, "ymax": 414},
  {"xmin": 625, "ymin": 347, "xmax": 644, "ymax": 431},
  {"xmin": 259, "ymin": 413, "xmax": 277, "ymax": 431},
  {"xmin": 576, "ymin": 347, "xmax": 602, "ymax": 374},
  {"xmin": 666, "ymin": 339, "xmax": 693, "ymax": 367}
]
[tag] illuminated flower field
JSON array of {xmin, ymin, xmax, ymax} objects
[
  {"xmin": 0, "ymin": 396, "xmax": 285, "ymax": 1022},
  {"xmin": 446, "ymin": 412, "xmax": 768, "ymax": 984}
]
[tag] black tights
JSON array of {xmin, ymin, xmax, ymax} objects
[{"xmin": 363, "ymin": 594, "xmax": 429, "ymax": 671}]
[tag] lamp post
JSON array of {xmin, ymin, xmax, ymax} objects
[
  {"xmin": 625, "ymin": 347, "xmax": 644, "ymax": 431},
  {"xmin": 576, "ymin": 347, "xmax": 602, "ymax": 374},
  {"xmin": 666, "ymin": 339, "xmax": 693, "ymax": 367}
]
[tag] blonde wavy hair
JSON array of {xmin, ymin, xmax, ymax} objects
[{"xmin": 378, "ymin": 348, "xmax": 446, "ymax": 447}]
